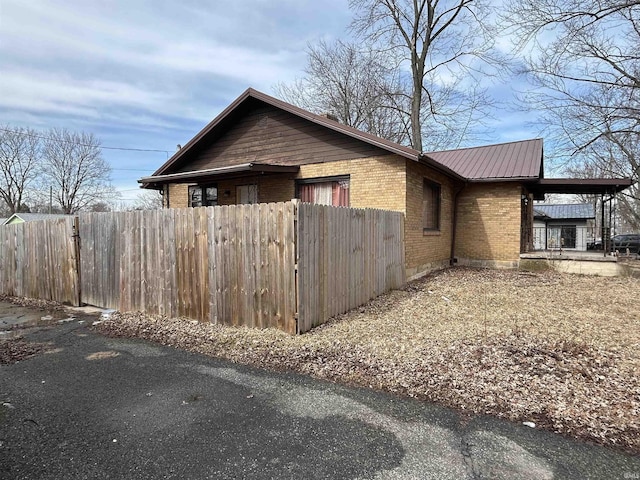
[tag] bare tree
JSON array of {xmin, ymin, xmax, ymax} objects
[
  {"xmin": 132, "ymin": 190, "xmax": 163, "ymax": 210},
  {"xmin": 275, "ymin": 40, "xmax": 411, "ymax": 144},
  {"xmin": 0, "ymin": 126, "xmax": 41, "ymax": 213},
  {"xmin": 349, "ymin": 0, "xmax": 499, "ymax": 150},
  {"xmin": 505, "ymin": 0, "xmax": 640, "ymax": 228},
  {"xmin": 41, "ymin": 129, "xmax": 115, "ymax": 214},
  {"xmin": 90, "ymin": 201, "xmax": 112, "ymax": 212}
]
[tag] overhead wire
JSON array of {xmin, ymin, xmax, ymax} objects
[{"xmin": 0, "ymin": 127, "xmax": 171, "ymax": 157}]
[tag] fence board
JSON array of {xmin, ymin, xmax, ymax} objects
[
  {"xmin": 0, "ymin": 218, "xmax": 79, "ymax": 305},
  {"xmin": 0, "ymin": 201, "xmax": 403, "ymax": 335},
  {"xmin": 296, "ymin": 202, "xmax": 405, "ymax": 333}
]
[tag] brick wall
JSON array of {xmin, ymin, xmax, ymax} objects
[
  {"xmin": 455, "ymin": 182, "xmax": 522, "ymax": 268},
  {"xmin": 404, "ymin": 161, "xmax": 457, "ymax": 278},
  {"xmin": 297, "ymin": 155, "xmax": 406, "ymax": 212},
  {"xmin": 164, "ymin": 155, "xmax": 406, "ymax": 212},
  {"xmin": 164, "ymin": 160, "xmax": 524, "ymax": 274},
  {"xmin": 167, "ymin": 183, "xmax": 189, "ymax": 208}
]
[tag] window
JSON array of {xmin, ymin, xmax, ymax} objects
[
  {"xmin": 548, "ymin": 225, "xmax": 576, "ymax": 249},
  {"xmin": 237, "ymin": 184, "xmax": 258, "ymax": 204},
  {"xmin": 188, "ymin": 185, "xmax": 218, "ymax": 207},
  {"xmin": 422, "ymin": 180, "xmax": 441, "ymax": 231},
  {"xmin": 297, "ymin": 176, "xmax": 350, "ymax": 207}
]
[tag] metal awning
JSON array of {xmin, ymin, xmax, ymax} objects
[
  {"xmin": 139, "ymin": 163, "xmax": 300, "ymax": 188},
  {"xmin": 529, "ymin": 178, "xmax": 633, "ymax": 196}
]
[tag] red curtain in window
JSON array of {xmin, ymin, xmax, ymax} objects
[
  {"xmin": 332, "ymin": 181, "xmax": 349, "ymax": 207},
  {"xmin": 299, "ymin": 184, "xmax": 315, "ymax": 203},
  {"xmin": 299, "ymin": 180, "xmax": 350, "ymax": 206}
]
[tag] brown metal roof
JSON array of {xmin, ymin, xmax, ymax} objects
[{"xmin": 424, "ymin": 138, "xmax": 543, "ymax": 181}]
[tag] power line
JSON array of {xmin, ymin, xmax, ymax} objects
[
  {"xmin": 112, "ymin": 168, "xmax": 154, "ymax": 172},
  {"xmin": 0, "ymin": 127, "xmax": 172, "ymax": 157}
]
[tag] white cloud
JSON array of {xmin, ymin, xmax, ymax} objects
[{"xmin": 0, "ymin": 70, "xmax": 173, "ymax": 119}]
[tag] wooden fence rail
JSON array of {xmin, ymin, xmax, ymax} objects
[{"xmin": 0, "ymin": 201, "xmax": 404, "ymax": 333}]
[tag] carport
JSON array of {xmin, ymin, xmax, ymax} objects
[{"xmin": 524, "ymin": 177, "xmax": 633, "ymax": 255}]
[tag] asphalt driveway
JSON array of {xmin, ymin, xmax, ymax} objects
[{"xmin": 1, "ymin": 306, "xmax": 639, "ymax": 479}]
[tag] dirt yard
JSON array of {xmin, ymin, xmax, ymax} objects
[{"xmin": 44, "ymin": 268, "xmax": 640, "ymax": 453}]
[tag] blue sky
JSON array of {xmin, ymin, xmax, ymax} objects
[{"xmin": 0, "ymin": 0, "xmax": 539, "ymax": 206}]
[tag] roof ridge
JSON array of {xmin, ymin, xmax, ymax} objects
[
  {"xmin": 424, "ymin": 137, "xmax": 542, "ymax": 155},
  {"xmin": 535, "ymin": 202, "xmax": 591, "ymax": 206}
]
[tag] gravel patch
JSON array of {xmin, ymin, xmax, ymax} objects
[{"xmin": 41, "ymin": 268, "xmax": 640, "ymax": 452}]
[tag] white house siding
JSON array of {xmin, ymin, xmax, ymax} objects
[
  {"xmin": 536, "ymin": 219, "xmax": 590, "ymax": 251},
  {"xmin": 533, "ymin": 220, "xmax": 546, "ymax": 250}
]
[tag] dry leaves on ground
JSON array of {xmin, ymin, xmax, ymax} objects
[
  {"xmin": 0, "ymin": 294, "xmax": 67, "ymax": 313},
  {"xmin": 0, "ymin": 338, "xmax": 52, "ymax": 364}
]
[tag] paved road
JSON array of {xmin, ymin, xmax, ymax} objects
[{"xmin": 1, "ymin": 308, "xmax": 639, "ymax": 479}]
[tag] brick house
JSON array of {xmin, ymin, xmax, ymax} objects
[{"xmin": 140, "ymin": 88, "xmax": 631, "ymax": 278}]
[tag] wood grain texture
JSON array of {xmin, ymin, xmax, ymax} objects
[
  {"xmin": 295, "ymin": 202, "xmax": 405, "ymax": 333},
  {"xmin": 0, "ymin": 218, "xmax": 79, "ymax": 305},
  {"xmin": 0, "ymin": 201, "xmax": 404, "ymax": 335},
  {"xmin": 174, "ymin": 104, "xmax": 386, "ymax": 173}
]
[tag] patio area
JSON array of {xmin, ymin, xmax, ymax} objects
[{"xmin": 520, "ymin": 250, "xmax": 615, "ymax": 261}]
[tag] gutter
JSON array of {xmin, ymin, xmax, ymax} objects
[
  {"xmin": 450, "ymin": 180, "xmax": 467, "ymax": 266},
  {"xmin": 138, "ymin": 163, "xmax": 300, "ymax": 188}
]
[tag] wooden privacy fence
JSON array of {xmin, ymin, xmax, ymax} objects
[
  {"xmin": 0, "ymin": 217, "xmax": 80, "ymax": 305},
  {"xmin": 296, "ymin": 202, "xmax": 405, "ymax": 333},
  {"xmin": 79, "ymin": 203, "xmax": 297, "ymax": 332},
  {"xmin": 0, "ymin": 201, "xmax": 405, "ymax": 334}
]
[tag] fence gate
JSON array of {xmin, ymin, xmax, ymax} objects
[
  {"xmin": 0, "ymin": 217, "xmax": 80, "ymax": 305},
  {"xmin": 0, "ymin": 202, "xmax": 405, "ymax": 334}
]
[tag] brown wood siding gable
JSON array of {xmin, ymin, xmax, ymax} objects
[{"xmin": 174, "ymin": 102, "xmax": 388, "ymax": 174}]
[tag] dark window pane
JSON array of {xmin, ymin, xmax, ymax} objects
[
  {"xmin": 189, "ymin": 186, "xmax": 202, "ymax": 207},
  {"xmin": 204, "ymin": 186, "xmax": 218, "ymax": 206},
  {"xmin": 423, "ymin": 180, "xmax": 441, "ymax": 230}
]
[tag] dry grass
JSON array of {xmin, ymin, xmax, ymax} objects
[{"xmin": 93, "ymin": 268, "xmax": 639, "ymax": 453}]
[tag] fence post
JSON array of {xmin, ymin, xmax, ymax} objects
[
  {"xmin": 72, "ymin": 216, "xmax": 82, "ymax": 306},
  {"xmin": 291, "ymin": 199, "xmax": 300, "ymax": 334}
]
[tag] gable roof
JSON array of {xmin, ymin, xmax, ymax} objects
[
  {"xmin": 141, "ymin": 88, "xmax": 546, "ymax": 187},
  {"xmin": 147, "ymin": 88, "xmax": 434, "ymax": 177},
  {"xmin": 424, "ymin": 138, "xmax": 543, "ymax": 181},
  {"xmin": 3, "ymin": 213, "xmax": 74, "ymax": 225},
  {"xmin": 533, "ymin": 203, "xmax": 595, "ymax": 220}
]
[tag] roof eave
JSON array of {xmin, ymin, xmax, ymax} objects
[
  {"xmin": 467, "ymin": 176, "xmax": 540, "ymax": 183},
  {"xmin": 149, "ymin": 89, "xmax": 257, "ymax": 177},
  {"xmin": 139, "ymin": 162, "xmax": 300, "ymax": 187}
]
